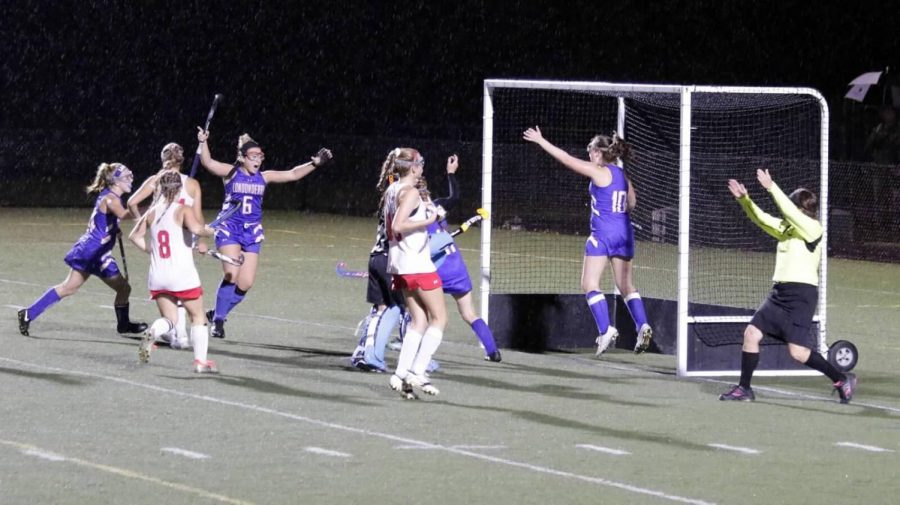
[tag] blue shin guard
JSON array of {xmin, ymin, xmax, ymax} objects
[{"xmin": 366, "ymin": 305, "xmax": 400, "ymax": 370}]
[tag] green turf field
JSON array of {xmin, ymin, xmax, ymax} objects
[{"xmin": 1, "ymin": 208, "xmax": 898, "ymax": 505}]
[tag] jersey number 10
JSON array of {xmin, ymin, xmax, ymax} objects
[{"xmin": 611, "ymin": 191, "xmax": 627, "ymax": 213}]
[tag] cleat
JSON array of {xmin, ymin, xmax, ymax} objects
[
  {"xmin": 484, "ymin": 350, "xmax": 502, "ymax": 362},
  {"xmin": 833, "ymin": 373, "xmax": 858, "ymax": 404},
  {"xmin": 170, "ymin": 337, "xmax": 191, "ymax": 350},
  {"xmin": 595, "ymin": 326, "xmax": 618, "ymax": 356},
  {"xmin": 119, "ymin": 321, "xmax": 149, "ymax": 334},
  {"xmin": 207, "ymin": 310, "xmax": 226, "ymax": 339},
  {"xmin": 193, "ymin": 359, "xmax": 219, "ymax": 374},
  {"xmin": 389, "ymin": 374, "xmax": 404, "ymax": 391},
  {"xmin": 352, "ymin": 358, "xmax": 385, "ymax": 373},
  {"xmin": 719, "ymin": 384, "xmax": 755, "ymax": 401},
  {"xmin": 17, "ymin": 309, "xmax": 30, "ymax": 336},
  {"xmin": 389, "ymin": 374, "xmax": 417, "ymax": 399},
  {"xmin": 405, "ymin": 372, "xmax": 439, "ymax": 396},
  {"xmin": 138, "ymin": 330, "xmax": 156, "ymax": 363},
  {"xmin": 634, "ymin": 323, "xmax": 653, "ymax": 354},
  {"xmin": 425, "ymin": 360, "xmax": 440, "ymax": 374}
]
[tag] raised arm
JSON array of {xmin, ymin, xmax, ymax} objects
[
  {"xmin": 432, "ymin": 154, "xmax": 460, "ymax": 211},
  {"xmin": 197, "ymin": 128, "xmax": 237, "ymax": 177},
  {"xmin": 768, "ymin": 182, "xmax": 822, "ymax": 242},
  {"xmin": 728, "ymin": 178, "xmax": 785, "ymax": 240},
  {"xmin": 263, "ymin": 148, "xmax": 333, "ymax": 184},
  {"xmin": 523, "ymin": 126, "xmax": 603, "ymax": 181}
]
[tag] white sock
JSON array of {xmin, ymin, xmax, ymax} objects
[
  {"xmin": 176, "ymin": 305, "xmax": 188, "ymax": 341},
  {"xmin": 395, "ymin": 329, "xmax": 422, "ymax": 379},
  {"xmin": 191, "ymin": 325, "xmax": 209, "ymax": 363},
  {"xmin": 411, "ymin": 326, "xmax": 443, "ymax": 376},
  {"xmin": 150, "ymin": 318, "xmax": 173, "ymax": 342}
]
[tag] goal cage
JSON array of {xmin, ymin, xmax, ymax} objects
[{"xmin": 480, "ymin": 79, "xmax": 829, "ymax": 377}]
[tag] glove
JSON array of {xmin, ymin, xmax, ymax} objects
[{"xmin": 313, "ymin": 148, "xmax": 333, "ymax": 166}]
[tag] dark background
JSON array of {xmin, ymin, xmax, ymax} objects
[{"xmin": 2, "ymin": 0, "xmax": 898, "ymax": 250}]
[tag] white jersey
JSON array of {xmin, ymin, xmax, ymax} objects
[
  {"xmin": 384, "ymin": 181, "xmax": 436, "ymax": 275},
  {"xmin": 153, "ymin": 172, "xmax": 195, "ymax": 208},
  {"xmin": 147, "ymin": 199, "xmax": 201, "ymax": 293}
]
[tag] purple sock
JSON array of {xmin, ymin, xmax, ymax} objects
[
  {"xmin": 214, "ymin": 280, "xmax": 235, "ymax": 321},
  {"xmin": 471, "ymin": 318, "xmax": 497, "ymax": 355},
  {"xmin": 224, "ymin": 287, "xmax": 247, "ymax": 317},
  {"xmin": 625, "ymin": 292, "xmax": 648, "ymax": 329},
  {"xmin": 27, "ymin": 288, "xmax": 62, "ymax": 321},
  {"xmin": 586, "ymin": 291, "xmax": 610, "ymax": 334}
]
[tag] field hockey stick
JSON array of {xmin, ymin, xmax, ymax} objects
[
  {"xmin": 117, "ymin": 234, "xmax": 130, "ymax": 280},
  {"xmin": 189, "ymin": 93, "xmax": 224, "ymax": 178},
  {"xmin": 336, "ymin": 261, "xmax": 368, "ymax": 279},
  {"xmin": 208, "ymin": 199, "xmax": 241, "ymax": 229},
  {"xmin": 450, "ymin": 208, "xmax": 489, "ymax": 237},
  {"xmin": 196, "ymin": 247, "xmax": 245, "ymax": 267}
]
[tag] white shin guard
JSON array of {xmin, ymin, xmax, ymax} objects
[
  {"xmin": 411, "ymin": 326, "xmax": 443, "ymax": 376},
  {"xmin": 191, "ymin": 325, "xmax": 209, "ymax": 363}
]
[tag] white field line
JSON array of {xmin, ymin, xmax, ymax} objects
[
  {"xmin": 835, "ymin": 442, "xmax": 893, "ymax": 453},
  {"xmin": 576, "ymin": 444, "xmax": 630, "ymax": 456},
  {"xmin": 707, "ymin": 444, "xmax": 760, "ymax": 455},
  {"xmin": 0, "ymin": 357, "xmax": 715, "ymax": 505},
  {"xmin": 1, "ymin": 439, "xmax": 253, "ymax": 505},
  {"xmin": 161, "ymin": 447, "xmax": 211, "ymax": 459},
  {"xmin": 304, "ymin": 447, "xmax": 352, "ymax": 458},
  {"xmin": 396, "ymin": 444, "xmax": 507, "ymax": 451}
]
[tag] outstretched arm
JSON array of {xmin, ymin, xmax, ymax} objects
[
  {"xmin": 728, "ymin": 178, "xmax": 785, "ymax": 240},
  {"xmin": 523, "ymin": 126, "xmax": 601, "ymax": 180},
  {"xmin": 759, "ymin": 171, "xmax": 822, "ymax": 241},
  {"xmin": 263, "ymin": 148, "xmax": 333, "ymax": 184},
  {"xmin": 197, "ymin": 128, "xmax": 236, "ymax": 177},
  {"xmin": 433, "ymin": 154, "xmax": 460, "ymax": 211}
]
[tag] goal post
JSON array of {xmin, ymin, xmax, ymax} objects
[{"xmin": 481, "ymin": 79, "xmax": 829, "ymax": 377}]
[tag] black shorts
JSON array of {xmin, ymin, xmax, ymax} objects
[
  {"xmin": 366, "ymin": 254, "xmax": 404, "ymax": 307},
  {"xmin": 750, "ymin": 282, "xmax": 818, "ymax": 348}
]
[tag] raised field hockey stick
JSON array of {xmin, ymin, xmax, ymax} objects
[
  {"xmin": 450, "ymin": 208, "xmax": 489, "ymax": 237},
  {"xmin": 189, "ymin": 93, "xmax": 224, "ymax": 178},
  {"xmin": 117, "ymin": 234, "xmax": 130, "ymax": 280},
  {"xmin": 336, "ymin": 261, "xmax": 368, "ymax": 278}
]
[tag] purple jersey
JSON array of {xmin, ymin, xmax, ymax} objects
[
  {"xmin": 589, "ymin": 164, "xmax": 631, "ymax": 234},
  {"xmin": 427, "ymin": 220, "xmax": 473, "ymax": 295},
  {"xmin": 220, "ymin": 165, "xmax": 266, "ymax": 226},
  {"xmin": 214, "ymin": 166, "xmax": 267, "ymax": 253},
  {"xmin": 586, "ymin": 165, "xmax": 634, "ymax": 259},
  {"xmin": 64, "ymin": 189, "xmax": 122, "ymax": 277}
]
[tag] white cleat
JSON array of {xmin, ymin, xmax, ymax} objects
[
  {"xmin": 405, "ymin": 373, "xmax": 439, "ymax": 396},
  {"xmin": 634, "ymin": 324, "xmax": 653, "ymax": 354},
  {"xmin": 595, "ymin": 326, "xmax": 618, "ymax": 356},
  {"xmin": 389, "ymin": 374, "xmax": 417, "ymax": 399},
  {"xmin": 139, "ymin": 330, "xmax": 156, "ymax": 364},
  {"xmin": 193, "ymin": 359, "xmax": 219, "ymax": 374}
]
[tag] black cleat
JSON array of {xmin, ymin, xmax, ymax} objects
[
  {"xmin": 484, "ymin": 350, "xmax": 502, "ymax": 362},
  {"xmin": 17, "ymin": 309, "xmax": 30, "ymax": 336},
  {"xmin": 834, "ymin": 373, "xmax": 858, "ymax": 404},
  {"xmin": 207, "ymin": 310, "xmax": 226, "ymax": 339},
  {"xmin": 118, "ymin": 321, "xmax": 148, "ymax": 334},
  {"xmin": 719, "ymin": 384, "xmax": 755, "ymax": 401}
]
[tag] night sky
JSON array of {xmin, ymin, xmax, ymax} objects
[{"xmin": 4, "ymin": 0, "xmax": 898, "ymax": 142}]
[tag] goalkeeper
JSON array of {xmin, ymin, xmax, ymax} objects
[{"xmin": 719, "ymin": 169, "xmax": 857, "ymax": 403}]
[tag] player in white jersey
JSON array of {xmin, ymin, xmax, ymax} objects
[
  {"xmin": 127, "ymin": 142, "xmax": 208, "ymax": 345},
  {"xmin": 380, "ymin": 147, "xmax": 447, "ymax": 398},
  {"xmin": 129, "ymin": 172, "xmax": 218, "ymax": 373}
]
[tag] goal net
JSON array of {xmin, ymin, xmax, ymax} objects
[{"xmin": 481, "ymin": 80, "xmax": 829, "ymax": 376}]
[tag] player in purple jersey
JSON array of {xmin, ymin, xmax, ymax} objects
[
  {"xmin": 524, "ymin": 127, "xmax": 653, "ymax": 355},
  {"xmin": 17, "ymin": 163, "xmax": 147, "ymax": 337},
  {"xmin": 421, "ymin": 158, "xmax": 501, "ymax": 362},
  {"xmin": 197, "ymin": 128, "xmax": 332, "ymax": 338}
]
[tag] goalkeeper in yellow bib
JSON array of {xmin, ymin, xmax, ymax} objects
[{"xmin": 719, "ymin": 169, "xmax": 857, "ymax": 403}]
